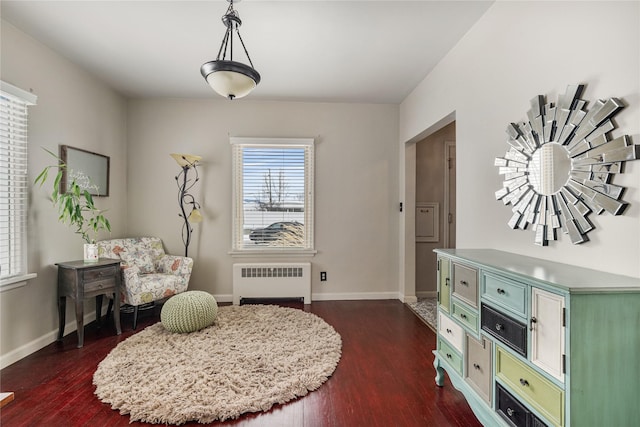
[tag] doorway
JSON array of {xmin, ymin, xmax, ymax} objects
[{"xmin": 413, "ymin": 121, "xmax": 456, "ymax": 298}]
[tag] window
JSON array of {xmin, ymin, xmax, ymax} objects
[
  {"xmin": 1, "ymin": 81, "xmax": 37, "ymax": 289},
  {"xmin": 231, "ymin": 137, "xmax": 314, "ymax": 253}
]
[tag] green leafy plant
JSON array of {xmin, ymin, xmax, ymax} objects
[{"xmin": 34, "ymin": 148, "xmax": 111, "ymax": 243}]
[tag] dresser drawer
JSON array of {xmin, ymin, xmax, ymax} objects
[
  {"xmin": 438, "ymin": 311, "xmax": 463, "ymax": 353},
  {"xmin": 452, "ymin": 301, "xmax": 478, "ymax": 334},
  {"xmin": 452, "ymin": 262, "xmax": 478, "ymax": 308},
  {"xmin": 496, "ymin": 382, "xmax": 530, "ymax": 427},
  {"xmin": 483, "ymin": 273, "xmax": 527, "ymax": 317},
  {"xmin": 481, "ymin": 304, "xmax": 527, "ymax": 357},
  {"xmin": 83, "ymin": 266, "xmax": 119, "ymax": 282},
  {"xmin": 465, "ymin": 334, "xmax": 492, "ymax": 405},
  {"xmin": 438, "ymin": 337, "xmax": 462, "ymax": 376},
  {"xmin": 496, "ymin": 347, "xmax": 564, "ymax": 427}
]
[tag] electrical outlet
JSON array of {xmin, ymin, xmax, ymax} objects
[{"xmin": 320, "ymin": 271, "xmax": 327, "ymax": 281}]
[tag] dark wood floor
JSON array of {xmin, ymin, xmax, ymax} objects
[{"xmin": 0, "ymin": 300, "xmax": 481, "ymax": 427}]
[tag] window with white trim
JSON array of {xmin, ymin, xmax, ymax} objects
[
  {"xmin": 231, "ymin": 137, "xmax": 314, "ymax": 252},
  {"xmin": 1, "ymin": 81, "xmax": 37, "ymax": 288}
]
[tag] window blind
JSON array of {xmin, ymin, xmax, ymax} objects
[
  {"xmin": 231, "ymin": 138, "xmax": 314, "ymax": 251},
  {"xmin": 1, "ymin": 82, "xmax": 37, "ymax": 284}
]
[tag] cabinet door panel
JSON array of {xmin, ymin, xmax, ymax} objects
[
  {"xmin": 438, "ymin": 257, "xmax": 451, "ymax": 313},
  {"xmin": 531, "ymin": 288, "xmax": 565, "ymax": 382},
  {"xmin": 465, "ymin": 334, "xmax": 492, "ymax": 404}
]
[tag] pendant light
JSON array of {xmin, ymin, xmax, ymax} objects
[{"xmin": 200, "ymin": 0, "xmax": 260, "ymax": 100}]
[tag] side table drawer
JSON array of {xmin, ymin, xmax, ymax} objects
[
  {"xmin": 84, "ymin": 278, "xmax": 116, "ymax": 294},
  {"xmin": 496, "ymin": 346, "xmax": 564, "ymax": 427},
  {"xmin": 83, "ymin": 266, "xmax": 119, "ymax": 282},
  {"xmin": 483, "ymin": 272, "xmax": 527, "ymax": 317},
  {"xmin": 438, "ymin": 337, "xmax": 462, "ymax": 376},
  {"xmin": 481, "ymin": 304, "xmax": 527, "ymax": 357},
  {"xmin": 452, "ymin": 301, "xmax": 478, "ymax": 334},
  {"xmin": 438, "ymin": 311, "xmax": 464, "ymax": 353},
  {"xmin": 452, "ymin": 262, "xmax": 478, "ymax": 308}
]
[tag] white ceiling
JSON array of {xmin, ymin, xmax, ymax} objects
[{"xmin": 1, "ymin": 1, "xmax": 493, "ymax": 104}]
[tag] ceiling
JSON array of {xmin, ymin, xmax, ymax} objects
[{"xmin": 1, "ymin": 1, "xmax": 493, "ymax": 104}]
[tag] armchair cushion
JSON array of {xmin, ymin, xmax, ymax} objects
[{"xmin": 97, "ymin": 237, "xmax": 193, "ymax": 308}]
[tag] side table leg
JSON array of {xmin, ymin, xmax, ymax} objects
[
  {"xmin": 75, "ymin": 298, "xmax": 84, "ymax": 348},
  {"xmin": 57, "ymin": 296, "xmax": 66, "ymax": 341},
  {"xmin": 95, "ymin": 295, "xmax": 103, "ymax": 328}
]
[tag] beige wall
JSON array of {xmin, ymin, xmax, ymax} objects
[
  {"xmin": 400, "ymin": 1, "xmax": 640, "ymax": 279},
  {"xmin": 0, "ymin": 21, "xmax": 128, "ymax": 367},
  {"xmin": 415, "ymin": 122, "xmax": 455, "ymax": 296},
  {"xmin": 126, "ymin": 99, "xmax": 400, "ymax": 301}
]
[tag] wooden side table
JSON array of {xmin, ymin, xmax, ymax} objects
[{"xmin": 56, "ymin": 258, "xmax": 122, "ymax": 348}]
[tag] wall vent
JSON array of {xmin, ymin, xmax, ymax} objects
[{"xmin": 241, "ymin": 266, "xmax": 303, "ymax": 278}]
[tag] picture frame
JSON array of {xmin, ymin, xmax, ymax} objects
[{"xmin": 60, "ymin": 145, "xmax": 110, "ymax": 196}]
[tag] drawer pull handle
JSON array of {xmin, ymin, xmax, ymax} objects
[
  {"xmin": 445, "ymin": 278, "xmax": 450, "ymax": 286},
  {"xmin": 460, "ymin": 313, "xmax": 468, "ymax": 320},
  {"xmin": 446, "ymin": 328, "xmax": 452, "ymax": 334},
  {"xmin": 530, "ymin": 316, "xmax": 537, "ymax": 330},
  {"xmin": 446, "ymin": 353, "xmax": 452, "ymax": 359},
  {"xmin": 495, "ymin": 323, "xmax": 504, "ymax": 331},
  {"xmin": 506, "ymin": 408, "xmax": 515, "ymax": 417},
  {"xmin": 496, "ymin": 288, "xmax": 506, "ymax": 295},
  {"xmin": 460, "ymin": 280, "xmax": 468, "ymax": 286},
  {"xmin": 473, "ymin": 363, "xmax": 480, "ymax": 370},
  {"xmin": 519, "ymin": 378, "xmax": 529, "ymax": 387}
]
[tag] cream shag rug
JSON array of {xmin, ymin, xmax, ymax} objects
[{"xmin": 93, "ymin": 305, "xmax": 342, "ymax": 425}]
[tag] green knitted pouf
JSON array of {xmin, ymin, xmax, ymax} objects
[{"xmin": 161, "ymin": 291, "xmax": 218, "ymax": 333}]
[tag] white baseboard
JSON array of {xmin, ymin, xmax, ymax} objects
[
  {"xmin": 311, "ymin": 291, "xmax": 401, "ymax": 301},
  {"xmin": 217, "ymin": 292, "xmax": 402, "ymax": 303},
  {"xmin": 212, "ymin": 294, "xmax": 233, "ymax": 303},
  {"xmin": 403, "ymin": 295, "xmax": 418, "ymax": 304},
  {"xmin": 416, "ymin": 291, "xmax": 437, "ymax": 299},
  {"xmin": 0, "ymin": 311, "xmax": 97, "ymax": 370}
]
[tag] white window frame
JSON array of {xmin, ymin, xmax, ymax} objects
[
  {"xmin": 230, "ymin": 137, "xmax": 315, "ymax": 256},
  {"xmin": 1, "ymin": 81, "xmax": 38, "ymax": 291}
]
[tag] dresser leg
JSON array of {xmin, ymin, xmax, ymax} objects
[
  {"xmin": 57, "ymin": 296, "xmax": 66, "ymax": 341},
  {"xmin": 434, "ymin": 354, "xmax": 445, "ymax": 387}
]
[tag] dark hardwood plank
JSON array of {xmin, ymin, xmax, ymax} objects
[{"xmin": 0, "ymin": 300, "xmax": 481, "ymax": 426}]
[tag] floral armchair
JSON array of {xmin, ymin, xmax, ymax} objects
[{"xmin": 97, "ymin": 237, "xmax": 193, "ymax": 329}]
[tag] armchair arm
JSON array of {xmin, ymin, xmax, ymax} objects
[
  {"xmin": 156, "ymin": 255, "xmax": 193, "ymax": 279},
  {"xmin": 121, "ymin": 263, "xmax": 141, "ymax": 283}
]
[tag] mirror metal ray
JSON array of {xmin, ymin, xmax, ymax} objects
[{"xmin": 495, "ymin": 84, "xmax": 640, "ymax": 246}]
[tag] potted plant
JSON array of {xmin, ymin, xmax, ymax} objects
[{"xmin": 34, "ymin": 148, "xmax": 111, "ymax": 262}]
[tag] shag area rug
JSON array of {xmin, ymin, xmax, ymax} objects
[
  {"xmin": 407, "ymin": 298, "xmax": 437, "ymax": 331},
  {"xmin": 93, "ymin": 305, "xmax": 342, "ymax": 425}
]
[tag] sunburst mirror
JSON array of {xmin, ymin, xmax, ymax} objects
[{"xmin": 495, "ymin": 84, "xmax": 639, "ymax": 245}]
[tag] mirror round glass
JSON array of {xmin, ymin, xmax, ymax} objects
[{"xmin": 528, "ymin": 142, "xmax": 571, "ymax": 196}]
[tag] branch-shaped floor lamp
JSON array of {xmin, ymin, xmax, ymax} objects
[{"xmin": 171, "ymin": 153, "xmax": 202, "ymax": 257}]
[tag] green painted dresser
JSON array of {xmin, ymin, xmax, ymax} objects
[{"xmin": 433, "ymin": 249, "xmax": 640, "ymax": 427}]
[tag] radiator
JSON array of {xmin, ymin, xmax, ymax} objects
[{"xmin": 232, "ymin": 263, "xmax": 311, "ymax": 305}]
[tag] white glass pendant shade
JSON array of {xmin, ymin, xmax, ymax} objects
[{"xmin": 201, "ymin": 60, "xmax": 260, "ymax": 100}]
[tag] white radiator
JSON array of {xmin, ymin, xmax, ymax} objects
[{"xmin": 232, "ymin": 263, "xmax": 311, "ymax": 305}]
